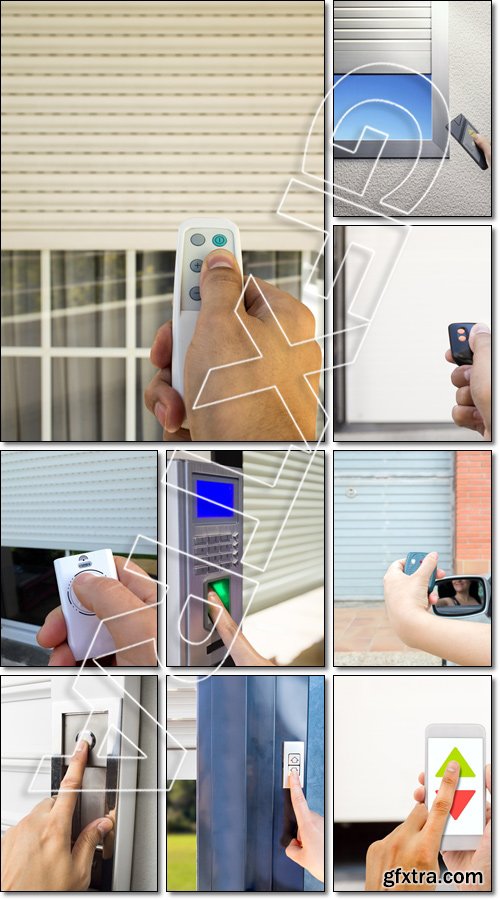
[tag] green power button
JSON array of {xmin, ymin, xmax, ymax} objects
[{"xmin": 212, "ymin": 234, "xmax": 227, "ymax": 247}]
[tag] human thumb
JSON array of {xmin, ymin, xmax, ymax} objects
[
  {"xmin": 285, "ymin": 839, "xmax": 304, "ymax": 867},
  {"xmin": 72, "ymin": 816, "xmax": 114, "ymax": 875},
  {"xmin": 198, "ymin": 249, "xmax": 243, "ymax": 320},
  {"xmin": 72, "ymin": 572, "xmax": 150, "ymax": 652},
  {"xmin": 417, "ymin": 552, "xmax": 439, "ymax": 591},
  {"xmin": 469, "ymin": 322, "xmax": 491, "ymax": 355}
]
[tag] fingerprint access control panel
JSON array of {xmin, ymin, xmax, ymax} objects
[
  {"xmin": 167, "ymin": 458, "xmax": 244, "ymax": 666},
  {"xmin": 283, "ymin": 741, "xmax": 305, "ymax": 788}
]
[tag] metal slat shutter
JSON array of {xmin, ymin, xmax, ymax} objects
[
  {"xmin": 334, "ymin": 451, "xmax": 454, "ymax": 601},
  {"xmin": 167, "ymin": 681, "xmax": 196, "ymax": 780},
  {"xmin": 334, "ymin": 0, "xmax": 432, "ymax": 74},
  {"xmin": 243, "ymin": 450, "xmax": 324, "ymax": 613},
  {"xmin": 2, "ymin": 0, "xmax": 323, "ymax": 250},
  {"xmin": 1, "ymin": 450, "xmax": 157, "ymax": 552}
]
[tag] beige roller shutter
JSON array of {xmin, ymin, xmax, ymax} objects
[
  {"xmin": 242, "ymin": 450, "xmax": 324, "ymax": 613},
  {"xmin": 0, "ymin": 449, "xmax": 157, "ymax": 553},
  {"xmin": 2, "ymin": 0, "xmax": 324, "ymax": 251}
]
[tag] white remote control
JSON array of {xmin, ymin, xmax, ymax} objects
[
  {"xmin": 171, "ymin": 217, "xmax": 243, "ymax": 404},
  {"xmin": 53, "ymin": 549, "xmax": 117, "ymax": 661}
]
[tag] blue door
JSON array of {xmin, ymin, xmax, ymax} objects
[{"xmin": 197, "ymin": 675, "xmax": 324, "ymax": 891}]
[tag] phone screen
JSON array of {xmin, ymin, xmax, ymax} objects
[{"xmin": 427, "ymin": 737, "xmax": 484, "ymax": 836}]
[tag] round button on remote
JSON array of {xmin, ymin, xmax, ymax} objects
[
  {"xmin": 189, "ymin": 286, "xmax": 201, "ymax": 301},
  {"xmin": 68, "ymin": 569, "xmax": 104, "ymax": 616},
  {"xmin": 190, "ymin": 259, "xmax": 203, "ymax": 273},
  {"xmin": 190, "ymin": 233, "xmax": 205, "ymax": 246},
  {"xmin": 212, "ymin": 233, "xmax": 227, "ymax": 247}
]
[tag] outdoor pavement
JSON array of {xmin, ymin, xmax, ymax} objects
[{"xmin": 334, "ymin": 605, "xmax": 441, "ymax": 667}]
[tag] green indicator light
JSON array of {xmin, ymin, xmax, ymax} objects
[
  {"xmin": 212, "ymin": 233, "xmax": 227, "ymax": 247},
  {"xmin": 207, "ymin": 578, "xmax": 231, "ymax": 611}
]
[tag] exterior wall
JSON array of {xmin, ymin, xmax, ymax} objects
[{"xmin": 454, "ymin": 451, "xmax": 491, "ymax": 573}]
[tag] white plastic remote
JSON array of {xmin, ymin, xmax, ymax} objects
[
  {"xmin": 53, "ymin": 549, "xmax": 117, "ymax": 660},
  {"xmin": 171, "ymin": 217, "xmax": 243, "ymax": 405}
]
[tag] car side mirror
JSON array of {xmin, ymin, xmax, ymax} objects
[{"xmin": 432, "ymin": 576, "xmax": 490, "ymax": 617}]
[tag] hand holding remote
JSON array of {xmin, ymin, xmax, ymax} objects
[
  {"xmin": 145, "ymin": 252, "xmax": 321, "ymax": 441},
  {"xmin": 38, "ymin": 557, "xmax": 157, "ymax": 666},
  {"xmin": 446, "ymin": 323, "xmax": 492, "ymax": 440}
]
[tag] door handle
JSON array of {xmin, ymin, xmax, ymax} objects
[{"xmin": 51, "ymin": 710, "xmax": 119, "ymax": 891}]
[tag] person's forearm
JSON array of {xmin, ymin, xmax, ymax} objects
[{"xmin": 402, "ymin": 614, "xmax": 491, "ymax": 666}]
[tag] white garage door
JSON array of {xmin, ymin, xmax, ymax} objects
[
  {"xmin": 1, "ymin": 674, "xmax": 156, "ymax": 890},
  {"xmin": 344, "ymin": 226, "xmax": 491, "ymax": 423}
]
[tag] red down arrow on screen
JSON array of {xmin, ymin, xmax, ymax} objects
[{"xmin": 435, "ymin": 789, "xmax": 476, "ymax": 820}]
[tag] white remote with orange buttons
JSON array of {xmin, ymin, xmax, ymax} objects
[{"xmin": 171, "ymin": 217, "xmax": 243, "ymax": 404}]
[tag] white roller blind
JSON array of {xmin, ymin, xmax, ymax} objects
[
  {"xmin": 167, "ymin": 681, "xmax": 196, "ymax": 780},
  {"xmin": 1, "ymin": 450, "xmax": 157, "ymax": 552},
  {"xmin": 242, "ymin": 450, "xmax": 324, "ymax": 613},
  {"xmin": 334, "ymin": 0, "xmax": 432, "ymax": 74},
  {"xmin": 2, "ymin": 0, "xmax": 324, "ymax": 250}
]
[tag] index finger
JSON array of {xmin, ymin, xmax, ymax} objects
[
  {"xmin": 207, "ymin": 591, "xmax": 239, "ymax": 646},
  {"xmin": 51, "ymin": 739, "xmax": 89, "ymax": 820},
  {"xmin": 114, "ymin": 556, "xmax": 157, "ymax": 605},
  {"xmin": 37, "ymin": 605, "xmax": 67, "ymax": 648},
  {"xmin": 288, "ymin": 770, "xmax": 310, "ymax": 832},
  {"xmin": 424, "ymin": 760, "xmax": 460, "ymax": 842},
  {"xmin": 450, "ymin": 366, "xmax": 471, "ymax": 388},
  {"xmin": 150, "ymin": 321, "xmax": 172, "ymax": 369}
]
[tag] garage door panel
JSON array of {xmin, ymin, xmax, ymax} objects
[
  {"xmin": 344, "ymin": 227, "xmax": 491, "ymax": 424},
  {"xmin": 334, "ymin": 451, "xmax": 454, "ymax": 601}
]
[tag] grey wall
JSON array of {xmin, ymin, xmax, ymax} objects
[
  {"xmin": 333, "ymin": 1, "xmax": 491, "ymax": 217},
  {"xmin": 131, "ymin": 676, "xmax": 158, "ymax": 891}
]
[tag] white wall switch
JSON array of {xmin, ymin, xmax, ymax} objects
[{"xmin": 283, "ymin": 740, "xmax": 305, "ymax": 788}]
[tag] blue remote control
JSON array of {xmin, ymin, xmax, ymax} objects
[{"xmin": 404, "ymin": 552, "xmax": 437, "ymax": 593}]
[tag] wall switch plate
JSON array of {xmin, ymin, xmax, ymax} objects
[{"xmin": 283, "ymin": 740, "xmax": 305, "ymax": 788}]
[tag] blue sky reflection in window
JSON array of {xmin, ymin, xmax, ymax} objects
[{"xmin": 334, "ymin": 74, "xmax": 432, "ymax": 142}]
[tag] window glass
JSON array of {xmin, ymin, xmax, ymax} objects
[
  {"xmin": 52, "ymin": 358, "xmax": 126, "ymax": 441},
  {"xmin": 51, "ymin": 251, "xmax": 126, "ymax": 347},
  {"xmin": 136, "ymin": 251, "xmax": 175, "ymax": 349},
  {"xmin": 1, "ymin": 357, "xmax": 41, "ymax": 441},
  {"xmin": 334, "ymin": 74, "xmax": 433, "ymax": 141},
  {"xmin": 1, "ymin": 251, "xmax": 41, "ymax": 346},
  {"xmin": 137, "ymin": 358, "xmax": 163, "ymax": 442}
]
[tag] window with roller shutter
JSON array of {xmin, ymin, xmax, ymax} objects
[
  {"xmin": 333, "ymin": 0, "xmax": 449, "ymax": 158},
  {"xmin": 1, "ymin": 450, "xmax": 158, "ymax": 653},
  {"xmin": 1, "ymin": 1, "xmax": 325, "ymax": 441}
]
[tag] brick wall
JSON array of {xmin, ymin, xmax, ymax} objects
[{"xmin": 455, "ymin": 451, "xmax": 491, "ymax": 573}]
